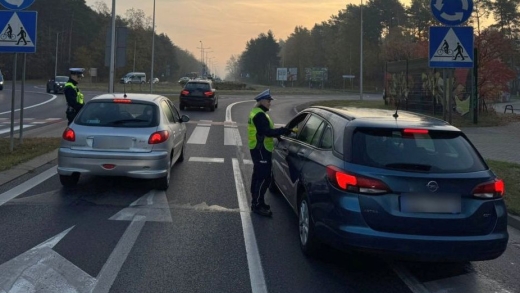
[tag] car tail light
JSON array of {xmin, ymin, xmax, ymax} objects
[
  {"xmin": 148, "ymin": 130, "xmax": 169, "ymax": 144},
  {"xmin": 472, "ymin": 179, "xmax": 505, "ymax": 198},
  {"xmin": 113, "ymin": 99, "xmax": 131, "ymax": 103},
  {"xmin": 204, "ymin": 91, "xmax": 213, "ymax": 97},
  {"xmin": 403, "ymin": 128, "xmax": 428, "ymax": 134},
  {"xmin": 62, "ymin": 128, "xmax": 75, "ymax": 142},
  {"xmin": 181, "ymin": 90, "xmax": 189, "ymax": 96},
  {"xmin": 326, "ymin": 166, "xmax": 391, "ymax": 194}
]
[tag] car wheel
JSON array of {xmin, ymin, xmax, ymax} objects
[
  {"xmin": 46, "ymin": 86, "xmax": 50, "ymax": 93},
  {"xmin": 180, "ymin": 103, "xmax": 186, "ymax": 111},
  {"xmin": 156, "ymin": 155, "xmax": 171, "ymax": 190},
  {"xmin": 268, "ymin": 173, "xmax": 281, "ymax": 195},
  {"xmin": 215, "ymin": 99, "xmax": 218, "ymax": 109},
  {"xmin": 210, "ymin": 104, "xmax": 215, "ymax": 112},
  {"xmin": 60, "ymin": 173, "xmax": 80, "ymax": 187},
  {"xmin": 299, "ymin": 192, "xmax": 320, "ymax": 256}
]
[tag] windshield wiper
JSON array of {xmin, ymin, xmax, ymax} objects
[{"xmin": 385, "ymin": 163, "xmax": 432, "ymax": 171}]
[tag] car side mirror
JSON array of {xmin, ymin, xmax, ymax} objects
[{"xmin": 180, "ymin": 114, "xmax": 190, "ymax": 123}]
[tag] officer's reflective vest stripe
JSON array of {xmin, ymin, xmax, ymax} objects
[
  {"xmin": 64, "ymin": 82, "xmax": 84, "ymax": 105},
  {"xmin": 248, "ymin": 107, "xmax": 274, "ymax": 151}
]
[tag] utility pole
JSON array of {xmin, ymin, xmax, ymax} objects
[
  {"xmin": 150, "ymin": 0, "xmax": 156, "ymax": 93},
  {"xmin": 197, "ymin": 41, "xmax": 210, "ymax": 77},
  {"xmin": 360, "ymin": 0, "xmax": 364, "ymax": 100}
]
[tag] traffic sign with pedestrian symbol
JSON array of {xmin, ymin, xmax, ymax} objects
[
  {"xmin": 430, "ymin": 0, "xmax": 473, "ymax": 26},
  {"xmin": 429, "ymin": 26, "xmax": 474, "ymax": 68},
  {"xmin": 0, "ymin": 0, "xmax": 36, "ymax": 10},
  {"xmin": 0, "ymin": 11, "xmax": 37, "ymax": 53}
]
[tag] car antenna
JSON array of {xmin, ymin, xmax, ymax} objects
[{"xmin": 393, "ymin": 99, "xmax": 400, "ymax": 119}]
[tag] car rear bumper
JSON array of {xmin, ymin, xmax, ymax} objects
[
  {"xmin": 316, "ymin": 220, "xmax": 508, "ymax": 262},
  {"xmin": 57, "ymin": 148, "xmax": 169, "ymax": 179},
  {"xmin": 180, "ymin": 97, "xmax": 215, "ymax": 107}
]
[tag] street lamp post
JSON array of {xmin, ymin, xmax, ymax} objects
[
  {"xmin": 109, "ymin": 0, "xmax": 116, "ymax": 93},
  {"xmin": 360, "ymin": 0, "xmax": 364, "ymax": 100},
  {"xmin": 54, "ymin": 32, "xmax": 59, "ymax": 77},
  {"xmin": 150, "ymin": 0, "xmax": 156, "ymax": 93}
]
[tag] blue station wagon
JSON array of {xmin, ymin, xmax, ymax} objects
[{"xmin": 270, "ymin": 106, "xmax": 508, "ymax": 262}]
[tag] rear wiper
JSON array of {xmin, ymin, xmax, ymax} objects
[{"xmin": 385, "ymin": 163, "xmax": 432, "ymax": 171}]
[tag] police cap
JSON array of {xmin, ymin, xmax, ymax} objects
[
  {"xmin": 254, "ymin": 89, "xmax": 273, "ymax": 101},
  {"xmin": 69, "ymin": 68, "xmax": 85, "ymax": 77}
]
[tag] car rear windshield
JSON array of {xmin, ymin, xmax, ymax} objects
[
  {"xmin": 55, "ymin": 76, "xmax": 68, "ymax": 82},
  {"xmin": 184, "ymin": 82, "xmax": 211, "ymax": 91},
  {"xmin": 351, "ymin": 128, "xmax": 487, "ymax": 173},
  {"xmin": 75, "ymin": 101, "xmax": 159, "ymax": 127}
]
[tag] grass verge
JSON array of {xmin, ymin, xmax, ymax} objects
[
  {"xmin": 0, "ymin": 138, "xmax": 61, "ymax": 173},
  {"xmin": 487, "ymin": 160, "xmax": 520, "ymax": 216}
]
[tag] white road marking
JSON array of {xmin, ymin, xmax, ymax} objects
[
  {"xmin": 232, "ymin": 158, "xmax": 268, "ymax": 293},
  {"xmin": 45, "ymin": 118, "xmax": 61, "ymax": 121},
  {"xmin": 243, "ymin": 159, "xmax": 253, "ymax": 165},
  {"xmin": 94, "ymin": 190, "xmax": 173, "ymax": 293},
  {"xmin": 187, "ymin": 126, "xmax": 210, "ymax": 144},
  {"xmin": 0, "ymin": 124, "xmax": 35, "ymax": 135},
  {"xmin": 198, "ymin": 119, "xmax": 212, "ymax": 126},
  {"xmin": 188, "ymin": 157, "xmax": 225, "ymax": 163},
  {"xmin": 0, "ymin": 95, "xmax": 58, "ymax": 116},
  {"xmin": 226, "ymin": 100, "xmax": 254, "ymax": 122},
  {"xmin": 224, "ymin": 127, "xmax": 242, "ymax": 146},
  {"xmin": 0, "ymin": 166, "xmax": 57, "ymax": 206},
  {"xmin": 0, "ymin": 226, "xmax": 97, "ymax": 293},
  {"xmin": 109, "ymin": 190, "xmax": 173, "ymax": 222}
]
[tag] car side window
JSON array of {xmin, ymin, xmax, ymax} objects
[
  {"xmin": 298, "ymin": 115, "xmax": 323, "ymax": 144},
  {"xmin": 166, "ymin": 99, "xmax": 181, "ymax": 121},
  {"xmin": 286, "ymin": 113, "xmax": 309, "ymax": 139},
  {"xmin": 310, "ymin": 121, "xmax": 326, "ymax": 147},
  {"xmin": 160, "ymin": 100, "xmax": 175, "ymax": 123},
  {"xmin": 320, "ymin": 124, "xmax": 333, "ymax": 149}
]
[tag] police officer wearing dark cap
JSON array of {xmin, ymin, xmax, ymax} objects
[
  {"xmin": 64, "ymin": 68, "xmax": 85, "ymax": 125},
  {"xmin": 248, "ymin": 89, "xmax": 292, "ymax": 216}
]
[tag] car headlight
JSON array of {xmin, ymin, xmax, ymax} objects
[{"xmin": 0, "ymin": 81, "xmax": 3, "ymax": 85}]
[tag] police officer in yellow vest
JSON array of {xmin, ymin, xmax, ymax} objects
[
  {"xmin": 64, "ymin": 68, "xmax": 85, "ymax": 125},
  {"xmin": 248, "ymin": 89, "xmax": 291, "ymax": 216}
]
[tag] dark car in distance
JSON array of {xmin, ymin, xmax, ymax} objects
[
  {"xmin": 47, "ymin": 76, "xmax": 69, "ymax": 94},
  {"xmin": 179, "ymin": 80, "xmax": 218, "ymax": 111},
  {"xmin": 270, "ymin": 106, "xmax": 508, "ymax": 262}
]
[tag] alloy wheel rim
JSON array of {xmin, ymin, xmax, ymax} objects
[{"xmin": 299, "ymin": 200, "xmax": 309, "ymax": 245}]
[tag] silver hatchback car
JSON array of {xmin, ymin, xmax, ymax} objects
[{"xmin": 57, "ymin": 93, "xmax": 189, "ymax": 190}]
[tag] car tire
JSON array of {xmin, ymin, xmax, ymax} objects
[
  {"xmin": 46, "ymin": 86, "xmax": 50, "ymax": 93},
  {"xmin": 215, "ymin": 99, "xmax": 218, "ymax": 109},
  {"xmin": 210, "ymin": 104, "xmax": 215, "ymax": 112},
  {"xmin": 268, "ymin": 173, "xmax": 281, "ymax": 195},
  {"xmin": 180, "ymin": 103, "xmax": 186, "ymax": 111},
  {"xmin": 299, "ymin": 192, "xmax": 320, "ymax": 257},
  {"xmin": 60, "ymin": 173, "xmax": 80, "ymax": 187},
  {"xmin": 156, "ymin": 156, "xmax": 171, "ymax": 190}
]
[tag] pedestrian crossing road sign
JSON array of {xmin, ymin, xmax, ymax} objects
[
  {"xmin": 0, "ymin": 10, "xmax": 37, "ymax": 53},
  {"xmin": 429, "ymin": 26, "xmax": 473, "ymax": 68}
]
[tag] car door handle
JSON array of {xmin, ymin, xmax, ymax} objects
[{"xmin": 297, "ymin": 150, "xmax": 307, "ymax": 157}]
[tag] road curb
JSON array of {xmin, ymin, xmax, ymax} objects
[
  {"xmin": 508, "ymin": 214, "xmax": 520, "ymax": 231},
  {"xmin": 0, "ymin": 149, "xmax": 58, "ymax": 187}
]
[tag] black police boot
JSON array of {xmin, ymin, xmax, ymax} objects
[
  {"xmin": 259, "ymin": 202, "xmax": 271, "ymax": 210},
  {"xmin": 251, "ymin": 204, "xmax": 273, "ymax": 217}
]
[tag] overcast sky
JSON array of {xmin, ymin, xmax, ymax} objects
[{"xmin": 85, "ymin": 0, "xmax": 353, "ymax": 77}]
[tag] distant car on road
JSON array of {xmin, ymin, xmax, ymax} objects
[
  {"xmin": 46, "ymin": 76, "xmax": 68, "ymax": 94},
  {"xmin": 179, "ymin": 79, "xmax": 218, "ymax": 111},
  {"xmin": 178, "ymin": 77, "xmax": 190, "ymax": 85},
  {"xmin": 57, "ymin": 93, "xmax": 190, "ymax": 190},
  {"xmin": 271, "ymin": 106, "xmax": 508, "ymax": 262}
]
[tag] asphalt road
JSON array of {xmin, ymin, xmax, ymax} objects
[{"xmin": 0, "ymin": 84, "xmax": 518, "ymax": 293}]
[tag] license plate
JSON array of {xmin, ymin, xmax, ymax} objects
[
  {"xmin": 93, "ymin": 136, "xmax": 132, "ymax": 149},
  {"xmin": 400, "ymin": 194, "xmax": 461, "ymax": 214}
]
